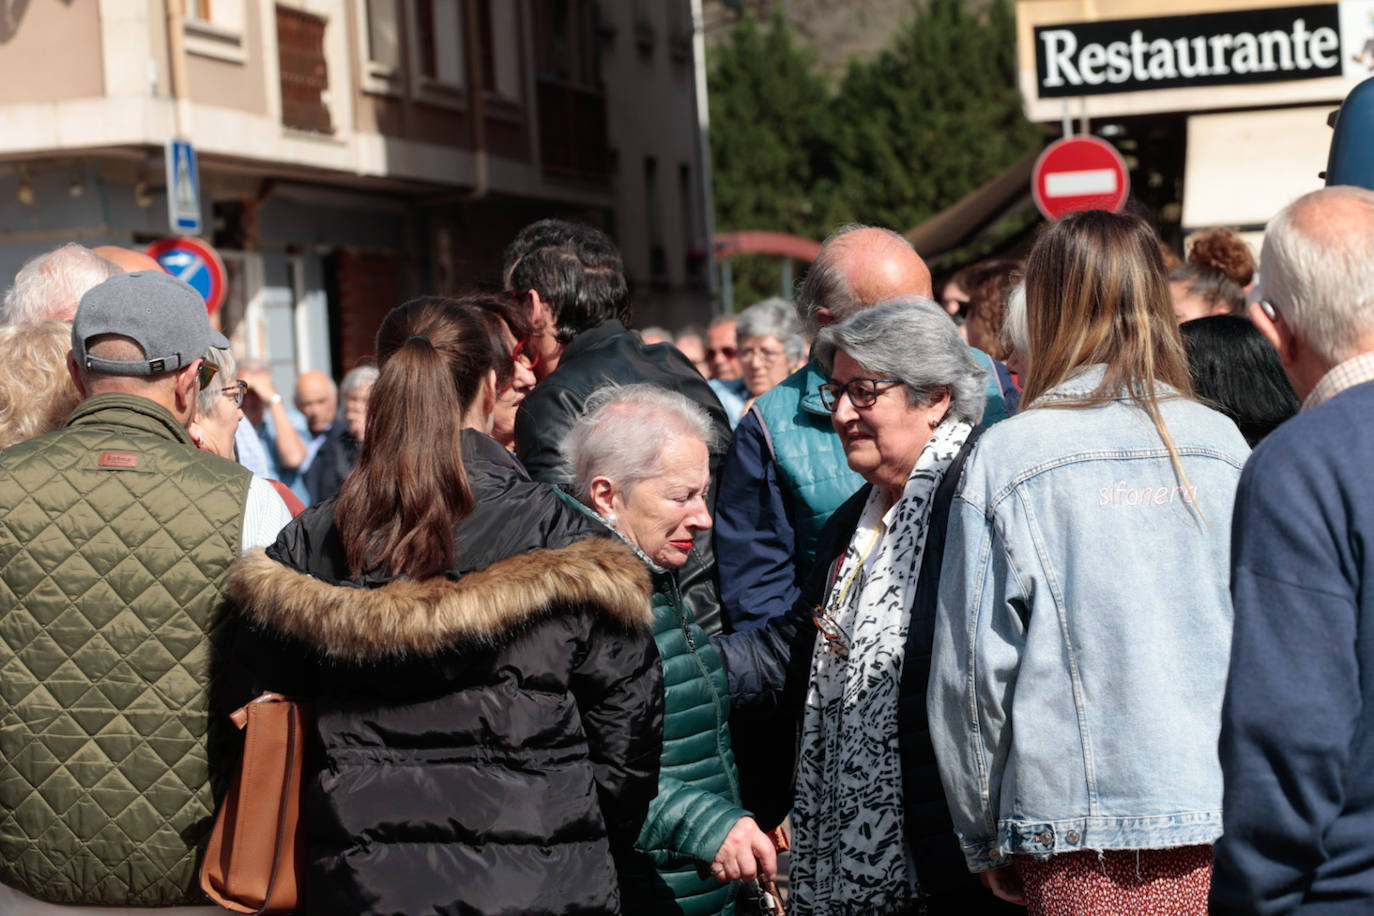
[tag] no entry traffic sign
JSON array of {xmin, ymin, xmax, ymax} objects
[
  {"xmin": 1032, "ymin": 136, "xmax": 1130, "ymax": 221},
  {"xmin": 144, "ymin": 236, "xmax": 227, "ymax": 315}
]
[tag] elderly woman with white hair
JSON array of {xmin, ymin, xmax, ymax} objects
[
  {"xmin": 562, "ymin": 384, "xmax": 777, "ymax": 916},
  {"xmin": 189, "ymin": 345, "xmax": 305, "ymax": 516},
  {"xmin": 736, "ymin": 297, "xmax": 807, "ymax": 408},
  {"xmin": 715, "ymin": 298, "xmax": 1014, "ymax": 915}
]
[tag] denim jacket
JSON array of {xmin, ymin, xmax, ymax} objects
[{"xmin": 927, "ymin": 366, "xmax": 1250, "ymax": 871}]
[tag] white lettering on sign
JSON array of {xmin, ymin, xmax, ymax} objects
[
  {"xmin": 1044, "ymin": 169, "xmax": 1120, "ymax": 197},
  {"xmin": 1038, "ymin": 11, "xmax": 1347, "ymax": 94}
]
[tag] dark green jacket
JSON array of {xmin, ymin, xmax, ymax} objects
[
  {"xmin": 0, "ymin": 394, "xmax": 251, "ymax": 906},
  {"xmin": 558, "ymin": 494, "xmax": 750, "ymax": 916},
  {"xmin": 625, "ymin": 569, "xmax": 751, "ymax": 916}
]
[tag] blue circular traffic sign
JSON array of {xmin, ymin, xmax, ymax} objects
[{"xmin": 145, "ymin": 237, "xmax": 226, "ymax": 314}]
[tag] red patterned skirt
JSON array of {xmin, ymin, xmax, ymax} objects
[{"xmin": 1013, "ymin": 845, "xmax": 1213, "ymax": 916}]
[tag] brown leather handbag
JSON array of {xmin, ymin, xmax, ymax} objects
[{"xmin": 200, "ymin": 692, "xmax": 310, "ymax": 914}]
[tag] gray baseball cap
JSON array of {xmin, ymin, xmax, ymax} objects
[{"xmin": 71, "ymin": 270, "xmax": 229, "ymax": 375}]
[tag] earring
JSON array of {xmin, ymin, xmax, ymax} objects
[
  {"xmin": 605, "ymin": 512, "xmax": 618, "ymax": 528},
  {"xmin": 929, "ymin": 415, "xmax": 940, "ymax": 428}
]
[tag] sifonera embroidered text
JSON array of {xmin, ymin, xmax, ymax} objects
[{"xmin": 1099, "ymin": 480, "xmax": 1197, "ymax": 507}]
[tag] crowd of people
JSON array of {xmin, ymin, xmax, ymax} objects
[{"xmin": 0, "ymin": 185, "xmax": 1369, "ymax": 916}]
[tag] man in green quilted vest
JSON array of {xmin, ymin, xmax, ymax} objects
[{"xmin": 0, "ymin": 270, "xmax": 291, "ymax": 912}]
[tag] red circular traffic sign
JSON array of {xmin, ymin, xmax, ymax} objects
[
  {"xmin": 144, "ymin": 236, "xmax": 227, "ymax": 315},
  {"xmin": 1032, "ymin": 136, "xmax": 1130, "ymax": 221}
]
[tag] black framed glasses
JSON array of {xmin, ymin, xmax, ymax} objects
[
  {"xmin": 221, "ymin": 379, "xmax": 248, "ymax": 408},
  {"xmin": 817, "ymin": 377, "xmax": 904, "ymax": 412},
  {"xmin": 197, "ymin": 361, "xmax": 219, "ymax": 390}
]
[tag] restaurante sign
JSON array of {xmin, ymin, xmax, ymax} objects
[{"xmin": 1035, "ymin": 4, "xmax": 1371, "ymax": 97}]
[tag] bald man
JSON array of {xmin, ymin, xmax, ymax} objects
[
  {"xmin": 93, "ymin": 245, "xmax": 165, "ymax": 274},
  {"xmin": 714, "ymin": 225, "xmax": 936, "ymax": 634}
]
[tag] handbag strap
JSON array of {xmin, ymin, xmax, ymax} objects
[{"xmin": 254, "ymin": 703, "xmax": 299, "ymax": 916}]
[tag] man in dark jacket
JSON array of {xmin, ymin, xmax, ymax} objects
[
  {"xmin": 1212, "ymin": 186, "xmax": 1374, "ymax": 914},
  {"xmin": 507, "ymin": 219, "xmax": 732, "ymax": 635}
]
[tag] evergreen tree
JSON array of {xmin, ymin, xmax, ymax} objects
[
  {"xmin": 828, "ymin": 0, "xmax": 1043, "ymax": 233},
  {"xmin": 708, "ymin": 14, "xmax": 838, "ymax": 306}
]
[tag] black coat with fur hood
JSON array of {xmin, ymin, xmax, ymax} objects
[{"xmin": 224, "ymin": 431, "xmax": 665, "ymax": 916}]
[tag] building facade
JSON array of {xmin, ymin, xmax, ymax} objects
[{"xmin": 0, "ymin": 0, "xmax": 713, "ymax": 388}]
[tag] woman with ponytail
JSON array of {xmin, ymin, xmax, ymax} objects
[
  {"xmin": 928, "ymin": 211, "xmax": 1250, "ymax": 915},
  {"xmin": 225, "ymin": 297, "xmax": 664, "ymax": 916}
]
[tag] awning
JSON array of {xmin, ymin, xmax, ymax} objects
[
  {"xmin": 1181, "ymin": 106, "xmax": 1329, "ymax": 231},
  {"xmin": 904, "ymin": 150, "xmax": 1039, "ymax": 261}
]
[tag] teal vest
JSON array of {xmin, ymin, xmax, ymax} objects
[
  {"xmin": 754, "ymin": 361, "xmax": 864, "ymax": 572},
  {"xmin": 0, "ymin": 394, "xmax": 251, "ymax": 906}
]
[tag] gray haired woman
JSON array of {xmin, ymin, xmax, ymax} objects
[
  {"xmin": 736, "ymin": 297, "xmax": 807, "ymax": 404},
  {"xmin": 562, "ymin": 384, "xmax": 776, "ymax": 916},
  {"xmin": 715, "ymin": 298, "xmax": 1011, "ymax": 915}
]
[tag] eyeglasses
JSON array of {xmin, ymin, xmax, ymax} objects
[
  {"xmin": 197, "ymin": 361, "xmax": 219, "ymax": 390},
  {"xmin": 707, "ymin": 346, "xmax": 737, "ymax": 361},
  {"xmin": 739, "ymin": 346, "xmax": 784, "ymax": 365},
  {"xmin": 817, "ymin": 377, "xmax": 904, "ymax": 412},
  {"xmin": 812, "ymin": 606, "xmax": 850, "ymax": 660},
  {"xmin": 511, "ymin": 336, "xmax": 540, "ymax": 371},
  {"xmin": 221, "ymin": 379, "xmax": 248, "ymax": 408}
]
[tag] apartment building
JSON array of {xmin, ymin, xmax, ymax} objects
[{"xmin": 0, "ymin": 0, "xmax": 713, "ymax": 385}]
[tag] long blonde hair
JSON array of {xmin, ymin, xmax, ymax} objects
[{"xmin": 1022, "ymin": 211, "xmax": 1202, "ymax": 518}]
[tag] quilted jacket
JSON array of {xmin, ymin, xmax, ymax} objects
[
  {"xmin": 0, "ymin": 393, "xmax": 251, "ymax": 906},
  {"xmin": 558, "ymin": 495, "xmax": 751, "ymax": 916},
  {"xmin": 224, "ymin": 431, "xmax": 665, "ymax": 916}
]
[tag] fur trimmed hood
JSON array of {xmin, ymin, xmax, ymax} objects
[{"xmin": 227, "ymin": 537, "xmax": 653, "ymax": 661}]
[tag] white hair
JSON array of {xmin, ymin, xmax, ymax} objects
[
  {"xmin": 2, "ymin": 243, "xmax": 120, "ymax": 326},
  {"xmin": 1261, "ymin": 185, "xmax": 1374, "ymax": 364},
  {"xmin": 197, "ymin": 346, "xmax": 238, "ymax": 417},
  {"xmin": 737, "ymin": 297, "xmax": 807, "ymax": 360},
  {"xmin": 563, "ymin": 383, "xmax": 717, "ymax": 503},
  {"xmin": 1000, "ymin": 281, "xmax": 1028, "ymax": 364}
]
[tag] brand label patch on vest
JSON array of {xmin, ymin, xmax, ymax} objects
[{"xmin": 98, "ymin": 452, "xmax": 139, "ymax": 469}]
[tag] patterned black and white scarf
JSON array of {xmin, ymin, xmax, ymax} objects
[{"xmin": 789, "ymin": 419, "xmax": 973, "ymax": 916}]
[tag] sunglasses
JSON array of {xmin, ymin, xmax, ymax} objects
[
  {"xmin": 197, "ymin": 361, "xmax": 219, "ymax": 390},
  {"xmin": 221, "ymin": 379, "xmax": 248, "ymax": 408},
  {"xmin": 817, "ymin": 377, "xmax": 904, "ymax": 412},
  {"xmin": 707, "ymin": 346, "xmax": 737, "ymax": 361}
]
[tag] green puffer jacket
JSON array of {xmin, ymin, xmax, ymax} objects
[
  {"xmin": 558, "ymin": 494, "xmax": 751, "ymax": 916},
  {"xmin": 624, "ymin": 569, "xmax": 753, "ymax": 915},
  {"xmin": 0, "ymin": 394, "xmax": 251, "ymax": 906}
]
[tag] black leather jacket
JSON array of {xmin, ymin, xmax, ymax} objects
[{"xmin": 513, "ymin": 320, "xmax": 732, "ymax": 635}]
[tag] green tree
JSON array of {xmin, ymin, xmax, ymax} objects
[
  {"xmin": 828, "ymin": 0, "xmax": 1043, "ymax": 235},
  {"xmin": 708, "ymin": 14, "xmax": 838, "ymax": 307}
]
